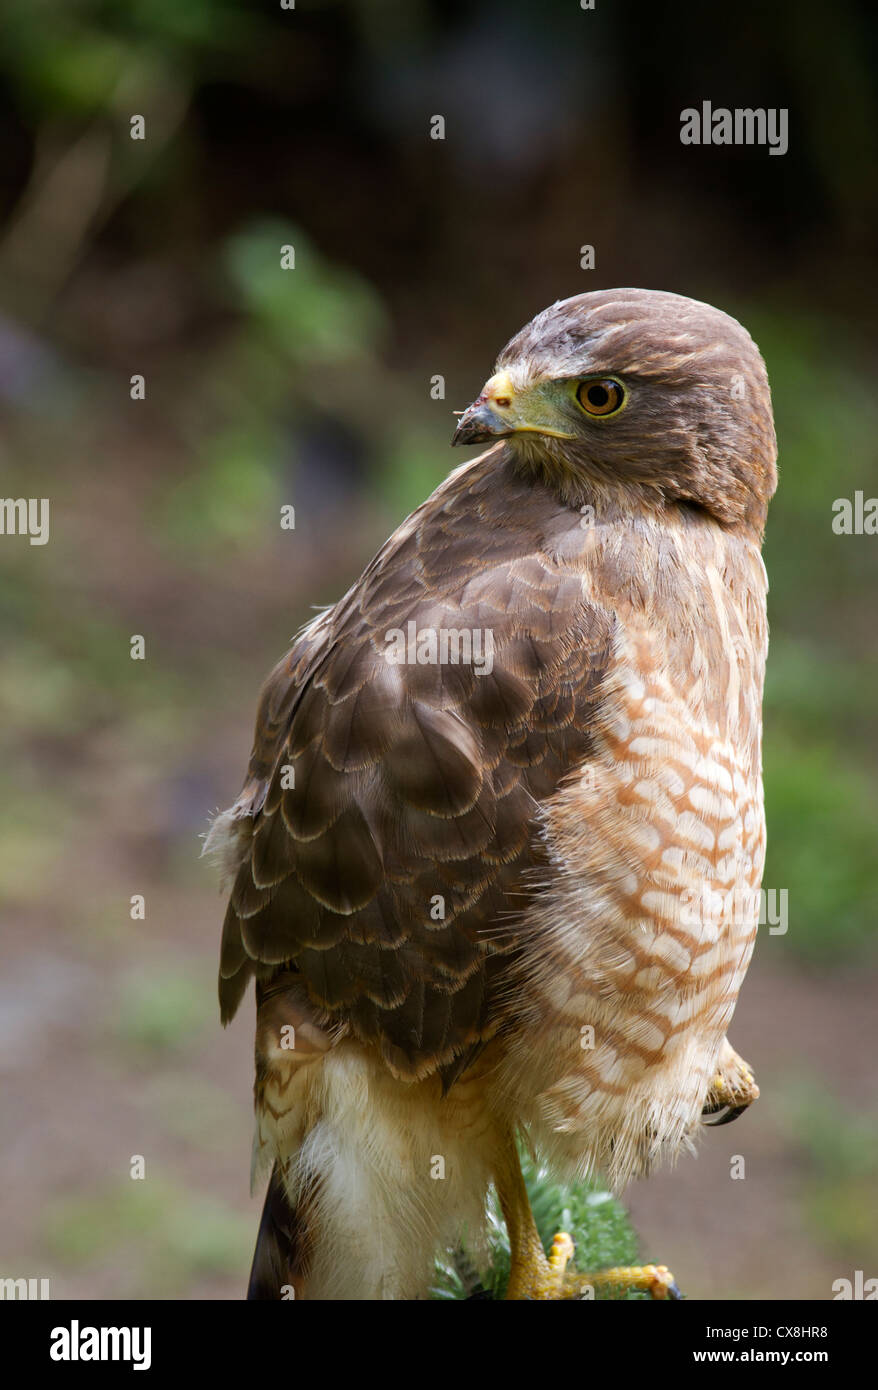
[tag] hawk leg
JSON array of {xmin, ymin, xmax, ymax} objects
[{"xmin": 494, "ymin": 1133, "xmax": 681, "ymax": 1300}]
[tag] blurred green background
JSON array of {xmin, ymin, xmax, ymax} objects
[{"xmin": 0, "ymin": 0, "xmax": 876, "ymax": 1299}]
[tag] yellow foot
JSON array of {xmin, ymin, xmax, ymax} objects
[
  {"xmin": 702, "ymin": 1039, "xmax": 760, "ymax": 1126},
  {"xmin": 568, "ymin": 1262, "xmax": 683, "ymax": 1300},
  {"xmin": 510, "ymin": 1231, "xmax": 682, "ymax": 1300},
  {"xmin": 497, "ymin": 1130, "xmax": 682, "ymax": 1302}
]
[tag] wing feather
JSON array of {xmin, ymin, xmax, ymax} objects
[{"xmin": 217, "ymin": 450, "xmax": 616, "ymax": 1081}]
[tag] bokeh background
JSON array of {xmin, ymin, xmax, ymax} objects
[{"xmin": 1, "ymin": 0, "xmax": 876, "ymax": 1300}]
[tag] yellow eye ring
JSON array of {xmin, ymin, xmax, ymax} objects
[{"xmin": 576, "ymin": 378, "xmax": 626, "ymax": 417}]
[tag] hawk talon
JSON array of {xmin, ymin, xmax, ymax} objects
[{"xmin": 702, "ymin": 1101, "xmax": 748, "ymax": 1126}]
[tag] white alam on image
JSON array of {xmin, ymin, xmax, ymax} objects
[
  {"xmin": 0, "ymin": 1277, "xmax": 50, "ymax": 1300},
  {"xmin": 383, "ymin": 621, "xmax": 495, "ymax": 674},
  {"xmin": 831, "ymin": 492, "xmax": 878, "ymax": 534},
  {"xmin": 680, "ymin": 103, "xmax": 789, "ymax": 156},
  {"xmin": 0, "ymin": 497, "xmax": 50, "ymax": 545}
]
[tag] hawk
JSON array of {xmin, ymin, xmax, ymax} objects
[{"xmin": 207, "ymin": 287, "xmax": 776, "ymax": 1300}]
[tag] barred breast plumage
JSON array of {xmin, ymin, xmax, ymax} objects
[{"xmin": 498, "ymin": 507, "xmax": 769, "ymax": 1188}]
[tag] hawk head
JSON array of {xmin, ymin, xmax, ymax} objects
[{"xmin": 453, "ymin": 288, "xmax": 777, "ymax": 534}]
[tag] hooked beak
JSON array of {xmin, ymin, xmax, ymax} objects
[
  {"xmin": 452, "ymin": 400, "xmax": 513, "ymax": 446},
  {"xmin": 452, "ymin": 370, "xmax": 517, "ymax": 447},
  {"xmin": 452, "ymin": 369, "xmax": 576, "ymax": 447}
]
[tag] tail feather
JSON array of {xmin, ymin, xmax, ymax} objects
[{"xmin": 247, "ymin": 1165, "xmax": 309, "ymax": 1300}]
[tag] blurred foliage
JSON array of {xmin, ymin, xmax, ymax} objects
[
  {"xmin": 158, "ymin": 426, "xmax": 278, "ymax": 553},
  {"xmin": 744, "ymin": 307, "xmax": 878, "ymax": 961},
  {"xmin": 763, "ymin": 737, "xmax": 878, "ymax": 959},
  {"xmin": 114, "ymin": 966, "xmax": 213, "ymax": 1053},
  {"xmin": 223, "ymin": 222, "xmax": 389, "ymax": 367},
  {"xmin": 44, "ymin": 1178, "xmax": 252, "ymax": 1297},
  {"xmin": 784, "ymin": 1083, "xmax": 878, "ymax": 1258}
]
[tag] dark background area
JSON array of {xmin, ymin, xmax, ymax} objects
[{"xmin": 0, "ymin": 0, "xmax": 876, "ymax": 1298}]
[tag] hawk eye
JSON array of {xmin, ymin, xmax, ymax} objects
[{"xmin": 576, "ymin": 378, "xmax": 625, "ymax": 416}]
